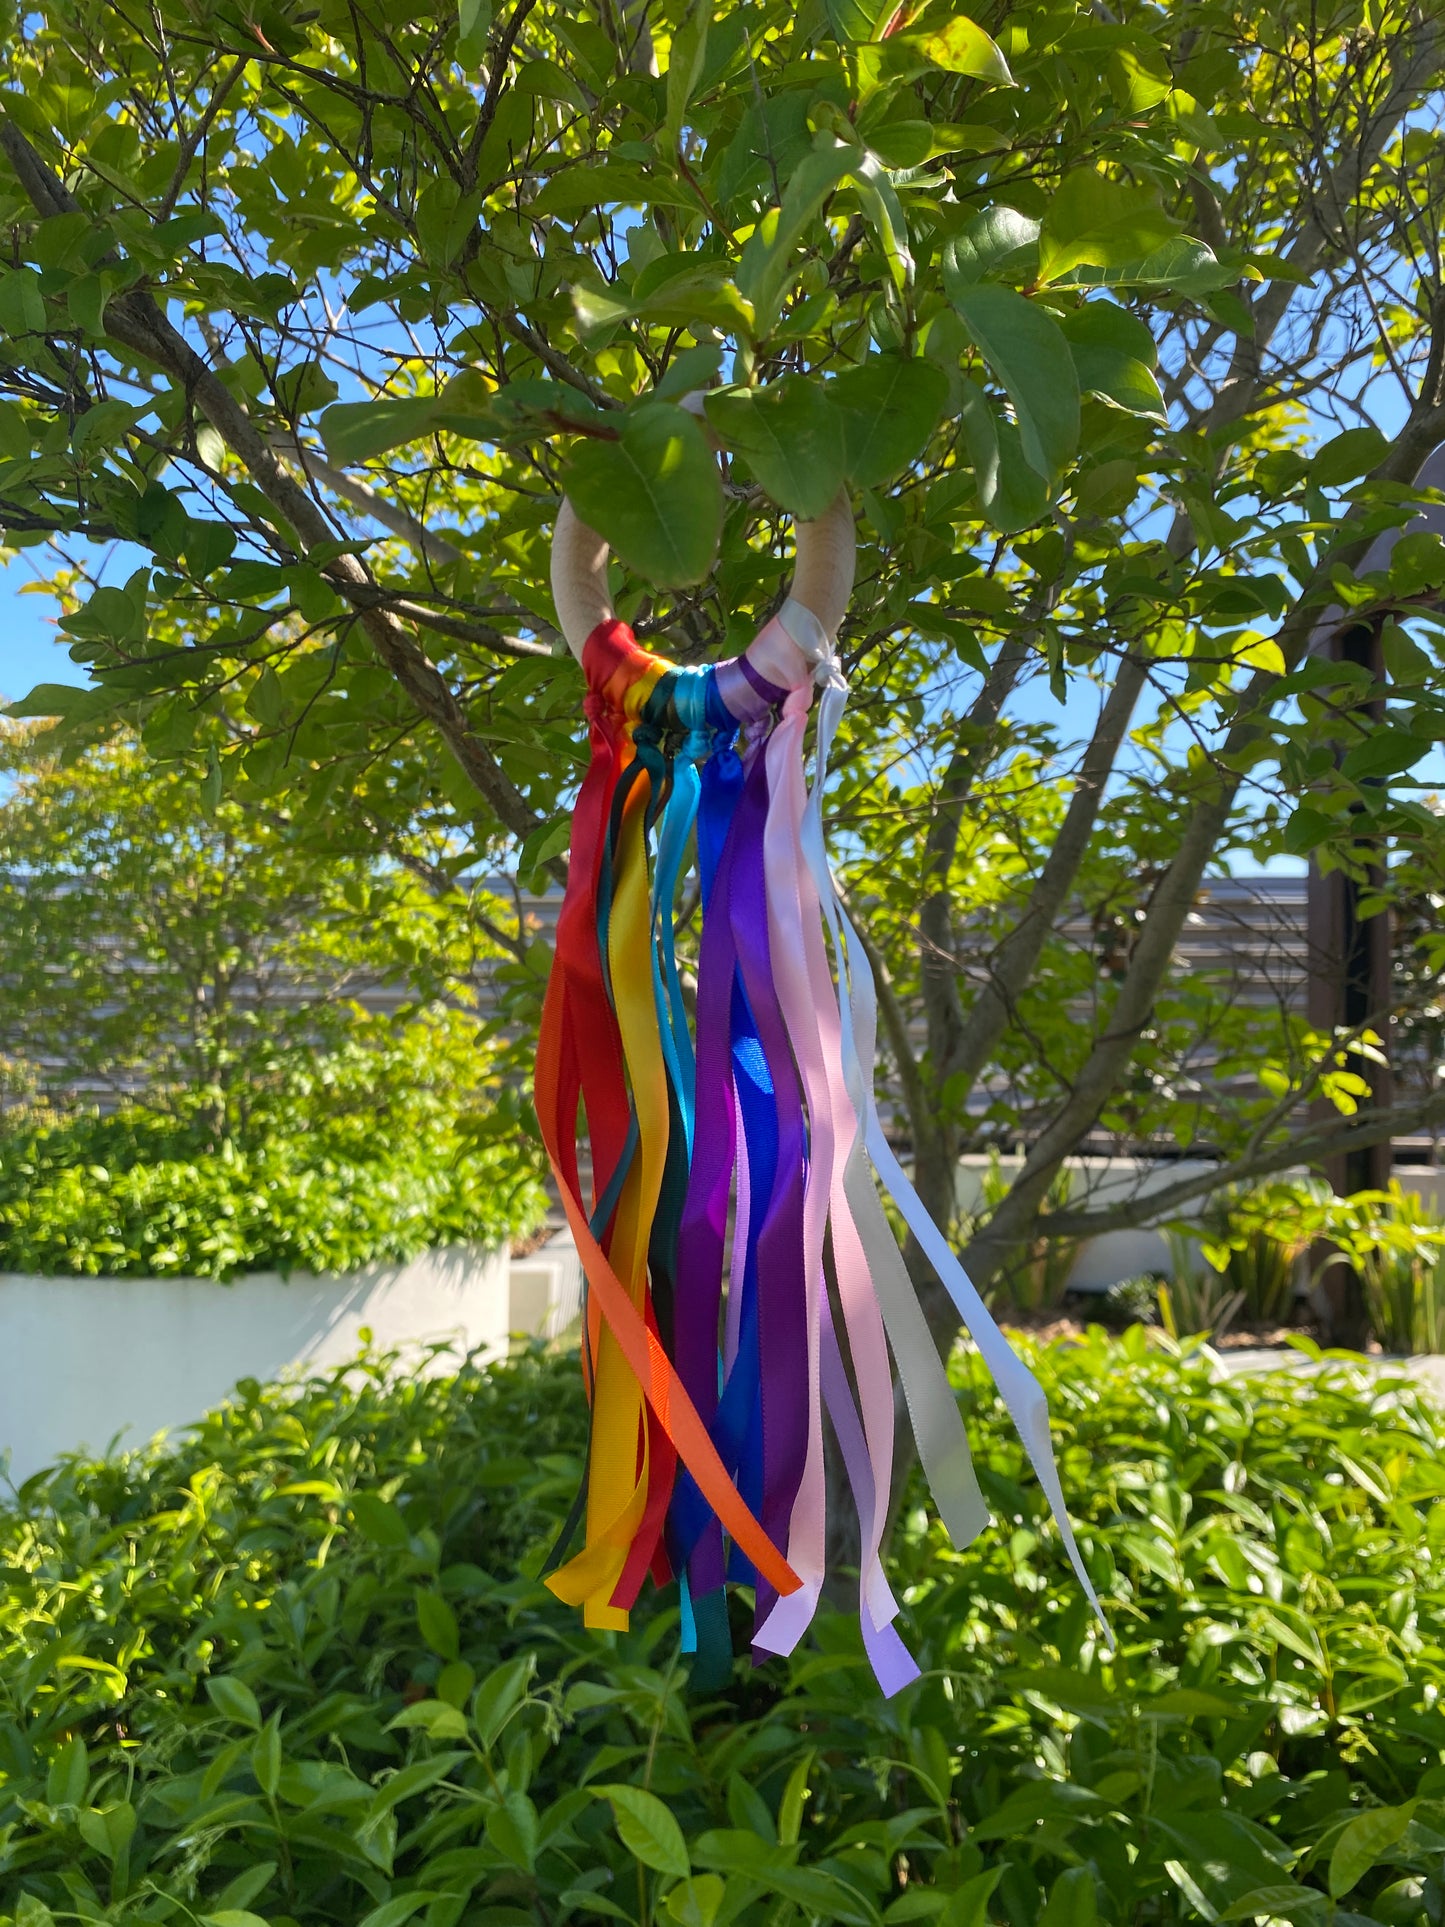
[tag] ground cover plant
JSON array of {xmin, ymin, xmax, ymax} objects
[{"xmin": 0, "ymin": 1333, "xmax": 1442, "ymax": 1925}]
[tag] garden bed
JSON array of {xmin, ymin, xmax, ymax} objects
[{"xmin": 2, "ymin": 1332, "xmax": 1443, "ymax": 1924}]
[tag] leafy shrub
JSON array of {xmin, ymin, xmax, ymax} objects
[
  {"xmin": 1198, "ymin": 1181, "xmax": 1321, "ymax": 1326},
  {"xmin": 1098, "ymin": 1272, "xmax": 1160, "ymax": 1327},
  {"xmin": 0, "ymin": 1086, "xmax": 546, "ymax": 1279},
  {"xmin": 0, "ymin": 1331, "xmax": 1444, "ymax": 1924},
  {"xmin": 1159, "ymin": 1232, "xmax": 1245, "ymax": 1339},
  {"xmin": 1325, "ymin": 1184, "xmax": 1445, "ymax": 1355}
]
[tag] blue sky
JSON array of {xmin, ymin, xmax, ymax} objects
[{"xmin": 0, "ymin": 552, "xmax": 82, "ymax": 706}]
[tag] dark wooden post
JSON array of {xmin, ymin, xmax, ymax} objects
[
  {"xmin": 1307, "ymin": 615, "xmax": 1392, "ymax": 1347},
  {"xmin": 1304, "ymin": 444, "xmax": 1445, "ymax": 1343}
]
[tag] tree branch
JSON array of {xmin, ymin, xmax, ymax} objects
[
  {"xmin": 1041, "ymin": 1092, "xmax": 1445, "ymax": 1241},
  {"xmin": 0, "ymin": 111, "xmax": 548, "ymax": 851},
  {"xmin": 917, "ymin": 632, "xmax": 1032, "ymax": 1088},
  {"xmin": 941, "ymin": 650, "xmax": 1150, "ymax": 1101},
  {"xmin": 963, "ymin": 392, "xmax": 1445, "ymax": 1289},
  {"xmin": 155, "ymin": 55, "xmax": 247, "ymax": 221}
]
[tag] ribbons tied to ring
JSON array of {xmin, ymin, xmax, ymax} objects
[{"xmin": 534, "ymin": 602, "xmax": 1111, "ymax": 1694}]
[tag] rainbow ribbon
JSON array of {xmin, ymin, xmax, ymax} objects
[{"xmin": 535, "ymin": 606, "xmax": 1109, "ymax": 1693}]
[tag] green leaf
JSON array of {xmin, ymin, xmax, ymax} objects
[
  {"xmin": 1282, "ymin": 804, "xmax": 1334, "ymax": 856},
  {"xmin": 665, "ymin": 0, "xmax": 709, "ymax": 147},
  {"xmin": 214, "ymin": 1864, "xmax": 278, "ymax": 1914},
  {"xmin": 486, "ymin": 1790, "xmax": 539, "ymax": 1872},
  {"xmin": 1312, "ymin": 426, "xmax": 1389, "ymax": 487},
  {"xmin": 457, "ymin": 0, "xmax": 492, "ymax": 64},
  {"xmin": 692, "ymin": 1832, "xmax": 874, "ymax": 1925},
  {"xmin": 572, "ymin": 285, "xmax": 632, "ymax": 338},
  {"xmin": 1330, "ymin": 1804, "xmax": 1417, "ymax": 1899},
  {"xmin": 634, "ymin": 262, "xmax": 756, "ymax": 333},
  {"xmin": 531, "ymin": 163, "xmax": 699, "ymax": 215},
  {"xmin": 0, "ymin": 397, "xmax": 28, "ymax": 458},
  {"xmin": 78, "ymin": 1801, "xmax": 136, "ymax": 1862},
  {"xmin": 471, "ymin": 1652, "xmax": 537, "ymax": 1749},
  {"xmin": 519, "ymin": 815, "xmax": 572, "ymax": 885},
  {"xmin": 1038, "ymin": 170, "xmax": 1180, "ymax": 285},
  {"xmin": 416, "ymin": 1589, "xmax": 459, "ymax": 1661},
  {"xmin": 705, "ymin": 377, "xmax": 847, "ymax": 518},
  {"xmin": 990, "ymin": 422, "xmax": 1051, "ymax": 532},
  {"xmin": 1109, "ymin": 42, "xmax": 1173, "ymax": 112},
  {"xmin": 251, "ymin": 1716, "xmax": 282, "ymax": 1797},
  {"xmin": 563, "ymin": 403, "xmax": 723, "ymax": 588},
  {"xmin": 66, "ymin": 274, "xmax": 107, "ymax": 336},
  {"xmin": 206, "ymin": 1675, "xmax": 263, "ymax": 1729},
  {"xmin": 1061, "ymin": 300, "xmax": 1165, "ymax": 418},
  {"xmin": 942, "ymin": 206, "xmax": 1041, "ymax": 288},
  {"xmin": 654, "ymin": 343, "xmax": 725, "ymax": 399},
  {"xmin": 1382, "ymin": 622, "xmax": 1433, "ymax": 684},
  {"xmin": 557, "ymin": 1893, "xmax": 634, "ymax": 1924},
  {"xmin": 598, "ymin": 1784, "xmax": 692, "ymax": 1882},
  {"xmin": 46, "ymin": 1734, "xmax": 89, "ymax": 1807},
  {"xmin": 1079, "ymin": 236, "xmax": 1232, "ymax": 293},
  {"xmin": 1040, "ymin": 1868, "xmax": 1099, "ymax": 1927},
  {"xmin": 1060, "ymin": 297, "xmax": 1159, "ymax": 367},
  {"xmin": 1156, "ymin": 1811, "xmax": 1292, "ymax": 1894},
  {"xmin": 1341, "ymin": 732, "xmax": 1428, "ymax": 781},
  {"xmin": 357, "ymin": 1896, "xmax": 438, "ymax": 1927},
  {"xmin": 1217, "ymin": 1887, "xmax": 1328, "ymax": 1923},
  {"xmin": 366, "ymin": 1753, "xmax": 467, "ymax": 1820},
  {"xmin": 777, "ymin": 1750, "xmax": 814, "ymax": 1848},
  {"xmin": 349, "ymin": 1491, "xmax": 412, "ymax": 1547},
  {"xmin": 828, "ymin": 354, "xmax": 949, "ymax": 488},
  {"xmin": 948, "ymin": 284, "xmax": 1080, "ymax": 481},
  {"xmin": 905, "ymin": 15, "xmax": 1014, "ymax": 83},
  {"xmin": 664, "ymin": 1876, "xmax": 727, "ymax": 1927},
  {"xmin": 1066, "ymin": 341, "xmax": 1166, "ymax": 420},
  {"xmin": 824, "ymin": 0, "xmax": 890, "ymax": 39},
  {"xmin": 849, "ymin": 149, "xmax": 915, "ymax": 295},
  {"xmin": 320, "ymin": 397, "xmax": 441, "ymax": 465},
  {"xmin": 956, "ymin": 378, "xmax": 1000, "ymax": 512},
  {"xmin": 862, "ymin": 21, "xmax": 1013, "ymax": 89},
  {"xmin": 737, "ymin": 138, "xmax": 857, "ymax": 336},
  {"xmin": 0, "ymin": 267, "xmax": 46, "ymax": 336},
  {"xmin": 386, "ymin": 1699, "xmax": 470, "ymax": 1740},
  {"xmin": 972, "ymin": 1777, "xmax": 1105, "ymax": 1842},
  {"xmin": 203, "ymin": 1914, "xmax": 271, "ymax": 1927},
  {"xmin": 944, "ymin": 1867, "xmax": 1005, "ymax": 1927},
  {"xmin": 275, "ymin": 359, "xmax": 339, "ymax": 417}
]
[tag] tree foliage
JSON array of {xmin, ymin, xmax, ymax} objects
[
  {"xmin": 0, "ymin": 726, "xmax": 500, "ymax": 1136},
  {"xmin": 1, "ymin": 0, "xmax": 1444, "ymax": 1321}
]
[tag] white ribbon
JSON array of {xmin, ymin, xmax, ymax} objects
[{"xmin": 774, "ymin": 596, "xmax": 1112, "ymax": 1647}]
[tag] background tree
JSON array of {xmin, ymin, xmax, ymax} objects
[
  {"xmin": 0, "ymin": 0, "xmax": 1444, "ymax": 1357},
  {"xmin": 0, "ymin": 724, "xmax": 504, "ymax": 1142}
]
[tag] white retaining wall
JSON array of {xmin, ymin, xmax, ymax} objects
[{"xmin": 0, "ymin": 1241, "xmax": 536, "ymax": 1487}]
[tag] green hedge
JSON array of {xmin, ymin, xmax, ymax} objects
[
  {"xmin": 0, "ymin": 1108, "xmax": 547, "ymax": 1279},
  {"xmin": 0, "ymin": 1330, "xmax": 1442, "ymax": 1924}
]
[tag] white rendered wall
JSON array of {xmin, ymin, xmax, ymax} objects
[
  {"xmin": 955, "ymin": 1155, "xmax": 1223, "ymax": 1292},
  {"xmin": 0, "ymin": 1242, "xmax": 510, "ymax": 1488}
]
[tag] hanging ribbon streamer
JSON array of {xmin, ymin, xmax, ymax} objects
[{"xmin": 535, "ymin": 597, "xmax": 1111, "ymax": 1696}]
